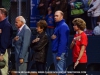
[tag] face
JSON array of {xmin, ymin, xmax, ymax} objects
[
  {"xmin": 73, "ymin": 24, "xmax": 79, "ymax": 31},
  {"xmin": 0, "ymin": 10, "xmax": 3, "ymax": 21},
  {"xmin": 36, "ymin": 26, "xmax": 43, "ymax": 33},
  {"xmin": 15, "ymin": 17, "xmax": 23, "ymax": 28},
  {"xmin": 54, "ymin": 11, "xmax": 63, "ymax": 22}
]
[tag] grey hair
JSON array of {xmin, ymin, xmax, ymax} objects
[{"xmin": 17, "ymin": 16, "xmax": 26, "ymax": 24}]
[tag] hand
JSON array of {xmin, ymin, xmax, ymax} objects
[
  {"xmin": 32, "ymin": 38, "xmax": 40, "ymax": 43},
  {"xmin": 74, "ymin": 60, "xmax": 79, "ymax": 69},
  {"xmin": 13, "ymin": 36, "xmax": 19, "ymax": 41},
  {"xmin": 51, "ymin": 34, "xmax": 56, "ymax": 39},
  {"xmin": 39, "ymin": 3, "xmax": 44, "ymax": 6},
  {"xmin": 56, "ymin": 56, "xmax": 61, "ymax": 60},
  {"xmin": 56, "ymin": 1, "xmax": 60, "ymax": 4},
  {"xmin": 0, "ymin": 55, "xmax": 4, "ymax": 61},
  {"xmin": 19, "ymin": 59, "xmax": 24, "ymax": 64},
  {"xmin": 73, "ymin": 36, "xmax": 81, "ymax": 41}
]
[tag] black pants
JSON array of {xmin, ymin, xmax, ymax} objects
[
  {"xmin": 35, "ymin": 61, "xmax": 46, "ymax": 75},
  {"xmin": 73, "ymin": 63, "xmax": 87, "ymax": 75}
]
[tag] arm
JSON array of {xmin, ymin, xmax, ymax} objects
[
  {"xmin": 19, "ymin": 28, "xmax": 31, "ymax": 59},
  {"xmin": 0, "ymin": 25, "xmax": 12, "ymax": 54},
  {"xmin": 74, "ymin": 33, "xmax": 88, "ymax": 69},
  {"xmin": 88, "ymin": 0, "xmax": 100, "ymax": 12},
  {"xmin": 32, "ymin": 35, "xmax": 48, "ymax": 51},
  {"xmin": 70, "ymin": 38, "xmax": 76, "ymax": 49},
  {"xmin": 74, "ymin": 45, "xmax": 86, "ymax": 69},
  {"xmin": 77, "ymin": 45, "xmax": 86, "ymax": 61},
  {"xmin": 70, "ymin": 36, "xmax": 81, "ymax": 49}
]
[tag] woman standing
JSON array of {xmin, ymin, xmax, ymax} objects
[
  {"xmin": 70, "ymin": 18, "xmax": 88, "ymax": 75},
  {"xmin": 30, "ymin": 20, "xmax": 48, "ymax": 75}
]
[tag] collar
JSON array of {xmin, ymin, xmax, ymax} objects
[
  {"xmin": 56, "ymin": 19, "xmax": 65, "ymax": 26},
  {"xmin": 19, "ymin": 24, "xmax": 25, "ymax": 31}
]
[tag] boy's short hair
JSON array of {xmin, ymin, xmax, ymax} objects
[
  {"xmin": 0, "ymin": 8, "xmax": 7, "ymax": 17},
  {"xmin": 37, "ymin": 20, "xmax": 47, "ymax": 31},
  {"xmin": 72, "ymin": 18, "xmax": 86, "ymax": 31}
]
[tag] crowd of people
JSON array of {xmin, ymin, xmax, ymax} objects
[
  {"xmin": 38, "ymin": 0, "xmax": 100, "ymax": 35},
  {"xmin": 0, "ymin": 7, "xmax": 89, "ymax": 75}
]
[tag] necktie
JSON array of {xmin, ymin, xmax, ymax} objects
[{"xmin": 17, "ymin": 29, "xmax": 20, "ymax": 34}]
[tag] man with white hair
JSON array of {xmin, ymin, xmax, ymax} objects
[{"xmin": 13, "ymin": 16, "xmax": 31, "ymax": 75}]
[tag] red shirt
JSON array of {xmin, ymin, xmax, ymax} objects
[{"xmin": 72, "ymin": 32, "xmax": 88, "ymax": 63}]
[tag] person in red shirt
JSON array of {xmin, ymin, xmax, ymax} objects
[{"xmin": 70, "ymin": 18, "xmax": 88, "ymax": 75}]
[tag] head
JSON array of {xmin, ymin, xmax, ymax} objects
[
  {"xmin": 15, "ymin": 16, "xmax": 26, "ymax": 29},
  {"xmin": 54, "ymin": 10, "xmax": 64, "ymax": 22},
  {"xmin": 0, "ymin": 8, "xmax": 7, "ymax": 21},
  {"xmin": 72, "ymin": 18, "xmax": 86, "ymax": 31},
  {"xmin": 36, "ymin": 20, "xmax": 47, "ymax": 33},
  {"xmin": 47, "ymin": 7, "xmax": 52, "ymax": 14}
]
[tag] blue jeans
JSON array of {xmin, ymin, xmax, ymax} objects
[
  {"xmin": 53, "ymin": 53, "xmax": 67, "ymax": 75},
  {"xmin": 91, "ymin": 17, "xmax": 98, "ymax": 29}
]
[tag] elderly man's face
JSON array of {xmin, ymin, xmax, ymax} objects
[
  {"xmin": 54, "ymin": 11, "xmax": 63, "ymax": 22},
  {"xmin": 15, "ymin": 18, "xmax": 23, "ymax": 28}
]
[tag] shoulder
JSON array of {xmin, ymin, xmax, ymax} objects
[
  {"xmin": 3, "ymin": 23, "xmax": 12, "ymax": 30},
  {"xmin": 60, "ymin": 23, "xmax": 69, "ymax": 30},
  {"xmin": 23, "ymin": 25, "xmax": 31, "ymax": 34},
  {"xmin": 81, "ymin": 32, "xmax": 87, "ymax": 38},
  {"xmin": 81, "ymin": 32, "xmax": 87, "ymax": 36},
  {"xmin": 24, "ymin": 25, "xmax": 31, "ymax": 30}
]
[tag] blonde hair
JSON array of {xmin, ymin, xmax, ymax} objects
[{"xmin": 72, "ymin": 18, "xmax": 86, "ymax": 30}]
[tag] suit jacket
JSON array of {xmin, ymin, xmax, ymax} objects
[{"xmin": 13, "ymin": 25, "xmax": 31, "ymax": 62}]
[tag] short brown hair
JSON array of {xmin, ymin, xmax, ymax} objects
[
  {"xmin": 72, "ymin": 18, "xmax": 86, "ymax": 30},
  {"xmin": 0, "ymin": 8, "xmax": 7, "ymax": 17},
  {"xmin": 37, "ymin": 20, "xmax": 47, "ymax": 31}
]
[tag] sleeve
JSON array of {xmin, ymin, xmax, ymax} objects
[
  {"xmin": 93, "ymin": 26, "xmax": 100, "ymax": 35},
  {"xmin": 81, "ymin": 33, "xmax": 88, "ymax": 46},
  {"xmin": 31, "ymin": 35, "xmax": 48, "ymax": 51},
  {"xmin": 19, "ymin": 29, "xmax": 31, "ymax": 59},
  {"xmin": 0, "ymin": 25, "xmax": 12, "ymax": 54},
  {"xmin": 57, "ymin": 25, "xmax": 69, "ymax": 57},
  {"xmin": 88, "ymin": 0, "xmax": 100, "ymax": 12}
]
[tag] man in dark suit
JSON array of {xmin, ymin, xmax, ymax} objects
[
  {"xmin": 13, "ymin": 16, "xmax": 31, "ymax": 75},
  {"xmin": 0, "ymin": 8, "xmax": 13, "ymax": 75}
]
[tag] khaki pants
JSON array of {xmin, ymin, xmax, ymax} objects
[{"xmin": 1, "ymin": 50, "xmax": 8, "ymax": 75}]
